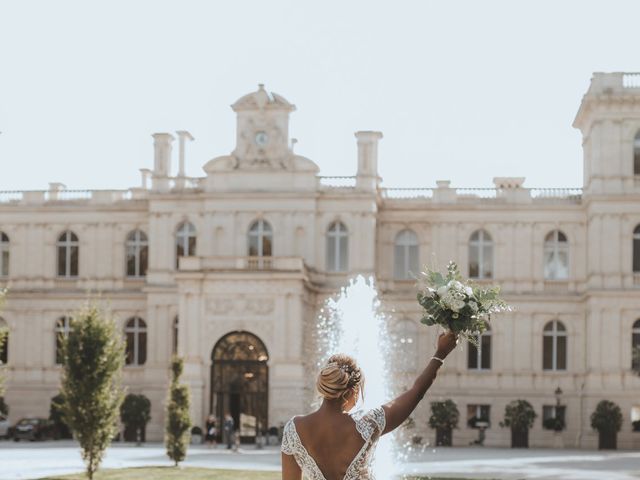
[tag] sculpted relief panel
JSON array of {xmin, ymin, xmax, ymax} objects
[{"xmin": 207, "ymin": 297, "xmax": 275, "ymax": 316}]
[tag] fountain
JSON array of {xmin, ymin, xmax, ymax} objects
[{"xmin": 315, "ymin": 275, "xmax": 398, "ymax": 477}]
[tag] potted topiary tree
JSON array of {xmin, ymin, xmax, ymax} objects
[
  {"xmin": 428, "ymin": 400, "xmax": 459, "ymax": 447},
  {"xmin": 120, "ymin": 393, "xmax": 151, "ymax": 445},
  {"xmin": 501, "ymin": 400, "xmax": 537, "ymax": 448},
  {"xmin": 590, "ymin": 400, "xmax": 622, "ymax": 450}
]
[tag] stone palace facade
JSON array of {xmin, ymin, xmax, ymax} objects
[{"xmin": 1, "ymin": 73, "xmax": 640, "ymax": 449}]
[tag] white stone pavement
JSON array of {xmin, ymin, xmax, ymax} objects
[{"xmin": 0, "ymin": 441, "xmax": 639, "ymax": 480}]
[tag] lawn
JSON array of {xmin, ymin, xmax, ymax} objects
[
  {"xmin": 39, "ymin": 467, "xmax": 476, "ymax": 480},
  {"xmin": 40, "ymin": 467, "xmax": 280, "ymax": 480}
]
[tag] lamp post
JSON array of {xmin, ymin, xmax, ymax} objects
[{"xmin": 554, "ymin": 386, "xmax": 563, "ymax": 408}]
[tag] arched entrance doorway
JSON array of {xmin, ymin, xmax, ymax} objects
[{"xmin": 210, "ymin": 331, "xmax": 269, "ymax": 443}]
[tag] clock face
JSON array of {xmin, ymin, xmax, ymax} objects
[{"xmin": 255, "ymin": 131, "xmax": 269, "ymax": 146}]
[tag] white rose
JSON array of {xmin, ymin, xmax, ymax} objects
[
  {"xmin": 437, "ymin": 285, "xmax": 448, "ymax": 297},
  {"xmin": 464, "ymin": 286, "xmax": 473, "ymax": 296}
]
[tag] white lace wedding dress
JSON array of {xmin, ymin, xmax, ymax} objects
[{"xmin": 281, "ymin": 406, "xmax": 386, "ymax": 480}]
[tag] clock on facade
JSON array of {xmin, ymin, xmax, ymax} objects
[{"xmin": 255, "ymin": 131, "xmax": 269, "ymax": 146}]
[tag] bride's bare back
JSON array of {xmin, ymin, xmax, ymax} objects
[{"xmin": 293, "ymin": 412, "xmax": 364, "ymax": 480}]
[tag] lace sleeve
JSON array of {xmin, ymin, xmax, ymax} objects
[
  {"xmin": 369, "ymin": 406, "xmax": 386, "ymax": 435},
  {"xmin": 354, "ymin": 406, "xmax": 387, "ymax": 441},
  {"xmin": 280, "ymin": 419, "xmax": 296, "ymax": 455}
]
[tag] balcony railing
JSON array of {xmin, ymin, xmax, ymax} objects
[
  {"xmin": 623, "ymin": 73, "xmax": 640, "ymax": 89},
  {"xmin": 318, "ymin": 176, "xmax": 356, "ymax": 189},
  {"xmin": 382, "ymin": 188, "xmax": 434, "ymax": 199},
  {"xmin": 178, "ymin": 256, "xmax": 306, "ymax": 273}
]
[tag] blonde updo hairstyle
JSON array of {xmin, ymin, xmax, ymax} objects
[{"xmin": 316, "ymin": 354, "xmax": 364, "ymax": 405}]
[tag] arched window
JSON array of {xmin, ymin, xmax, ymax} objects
[
  {"xmin": 634, "ymin": 225, "xmax": 640, "ymax": 273},
  {"xmin": 544, "ymin": 230, "xmax": 569, "ymax": 280},
  {"xmin": 326, "ymin": 222, "xmax": 348, "ymax": 272},
  {"xmin": 248, "ymin": 220, "xmax": 272, "ymax": 257},
  {"xmin": 125, "ymin": 317, "xmax": 147, "ymax": 366},
  {"xmin": 0, "ymin": 317, "xmax": 8, "ymax": 365},
  {"xmin": 394, "ymin": 229, "xmax": 419, "ymax": 280},
  {"xmin": 126, "ymin": 230, "xmax": 148, "ymax": 277},
  {"xmin": 55, "ymin": 316, "xmax": 73, "ymax": 365},
  {"xmin": 57, "ymin": 231, "xmax": 79, "ymax": 277},
  {"xmin": 176, "ymin": 222, "xmax": 196, "ymax": 268},
  {"xmin": 392, "ymin": 319, "xmax": 418, "ymax": 373},
  {"xmin": 469, "ymin": 230, "xmax": 493, "ymax": 279},
  {"xmin": 632, "ymin": 319, "xmax": 640, "ymax": 372},
  {"xmin": 0, "ymin": 232, "xmax": 9, "ymax": 277},
  {"xmin": 468, "ymin": 327, "xmax": 492, "ymax": 370},
  {"xmin": 172, "ymin": 316, "xmax": 179, "ymax": 355},
  {"xmin": 634, "ymin": 130, "xmax": 640, "ymax": 176},
  {"xmin": 543, "ymin": 320, "xmax": 567, "ymax": 371}
]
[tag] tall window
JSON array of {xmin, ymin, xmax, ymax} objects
[
  {"xmin": 248, "ymin": 220, "xmax": 273, "ymax": 257},
  {"xmin": 632, "ymin": 319, "xmax": 640, "ymax": 372},
  {"xmin": 125, "ymin": 317, "xmax": 147, "ymax": 366},
  {"xmin": 0, "ymin": 317, "xmax": 7, "ymax": 365},
  {"xmin": 176, "ymin": 222, "xmax": 196, "ymax": 268},
  {"xmin": 173, "ymin": 316, "xmax": 179, "ymax": 355},
  {"xmin": 469, "ymin": 230, "xmax": 493, "ymax": 279},
  {"xmin": 0, "ymin": 232, "xmax": 9, "ymax": 277},
  {"xmin": 543, "ymin": 320, "xmax": 567, "ymax": 371},
  {"xmin": 544, "ymin": 230, "xmax": 569, "ymax": 280},
  {"xmin": 634, "ymin": 130, "xmax": 640, "ymax": 176},
  {"xmin": 55, "ymin": 317, "xmax": 73, "ymax": 365},
  {"xmin": 468, "ymin": 327, "xmax": 492, "ymax": 370},
  {"xmin": 57, "ymin": 231, "xmax": 79, "ymax": 277},
  {"xmin": 542, "ymin": 405, "xmax": 566, "ymax": 430},
  {"xmin": 634, "ymin": 225, "xmax": 640, "ymax": 273},
  {"xmin": 326, "ymin": 222, "xmax": 348, "ymax": 272},
  {"xmin": 126, "ymin": 230, "xmax": 148, "ymax": 277},
  {"xmin": 467, "ymin": 404, "xmax": 491, "ymax": 429},
  {"xmin": 393, "ymin": 319, "xmax": 418, "ymax": 373},
  {"xmin": 394, "ymin": 229, "xmax": 419, "ymax": 280}
]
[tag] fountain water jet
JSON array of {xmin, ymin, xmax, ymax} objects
[{"xmin": 315, "ymin": 275, "xmax": 398, "ymax": 477}]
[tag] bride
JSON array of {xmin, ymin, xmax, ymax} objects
[{"xmin": 281, "ymin": 331, "xmax": 458, "ymax": 480}]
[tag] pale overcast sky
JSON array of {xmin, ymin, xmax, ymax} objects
[{"xmin": 1, "ymin": 0, "xmax": 639, "ymax": 190}]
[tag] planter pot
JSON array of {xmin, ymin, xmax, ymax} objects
[
  {"xmin": 598, "ymin": 431, "xmax": 617, "ymax": 450},
  {"xmin": 435, "ymin": 428, "xmax": 452, "ymax": 446},
  {"xmin": 191, "ymin": 434, "xmax": 202, "ymax": 445},
  {"xmin": 511, "ymin": 428, "xmax": 529, "ymax": 448}
]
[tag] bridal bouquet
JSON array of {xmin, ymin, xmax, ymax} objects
[{"xmin": 417, "ymin": 261, "xmax": 511, "ymax": 345}]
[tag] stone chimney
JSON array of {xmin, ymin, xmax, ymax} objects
[
  {"xmin": 152, "ymin": 133, "xmax": 174, "ymax": 191},
  {"xmin": 355, "ymin": 131, "xmax": 383, "ymax": 191}
]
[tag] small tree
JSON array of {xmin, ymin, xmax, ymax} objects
[
  {"xmin": 591, "ymin": 400, "xmax": 623, "ymax": 450},
  {"xmin": 165, "ymin": 355, "xmax": 191, "ymax": 466},
  {"xmin": 49, "ymin": 393, "xmax": 72, "ymax": 439},
  {"xmin": 120, "ymin": 393, "xmax": 151, "ymax": 444},
  {"xmin": 501, "ymin": 400, "xmax": 537, "ymax": 448},
  {"xmin": 428, "ymin": 399, "xmax": 459, "ymax": 446},
  {"xmin": 61, "ymin": 305, "xmax": 125, "ymax": 479}
]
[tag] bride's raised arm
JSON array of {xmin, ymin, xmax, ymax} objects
[{"xmin": 381, "ymin": 331, "xmax": 458, "ymax": 435}]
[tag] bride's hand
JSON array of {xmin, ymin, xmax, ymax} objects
[{"xmin": 435, "ymin": 331, "xmax": 458, "ymax": 358}]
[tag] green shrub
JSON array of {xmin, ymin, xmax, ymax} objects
[
  {"xmin": 590, "ymin": 400, "xmax": 622, "ymax": 434},
  {"xmin": 501, "ymin": 400, "xmax": 537, "ymax": 431},
  {"xmin": 428, "ymin": 399, "xmax": 459, "ymax": 430}
]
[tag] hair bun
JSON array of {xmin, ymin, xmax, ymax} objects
[{"xmin": 316, "ymin": 354, "xmax": 363, "ymax": 401}]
